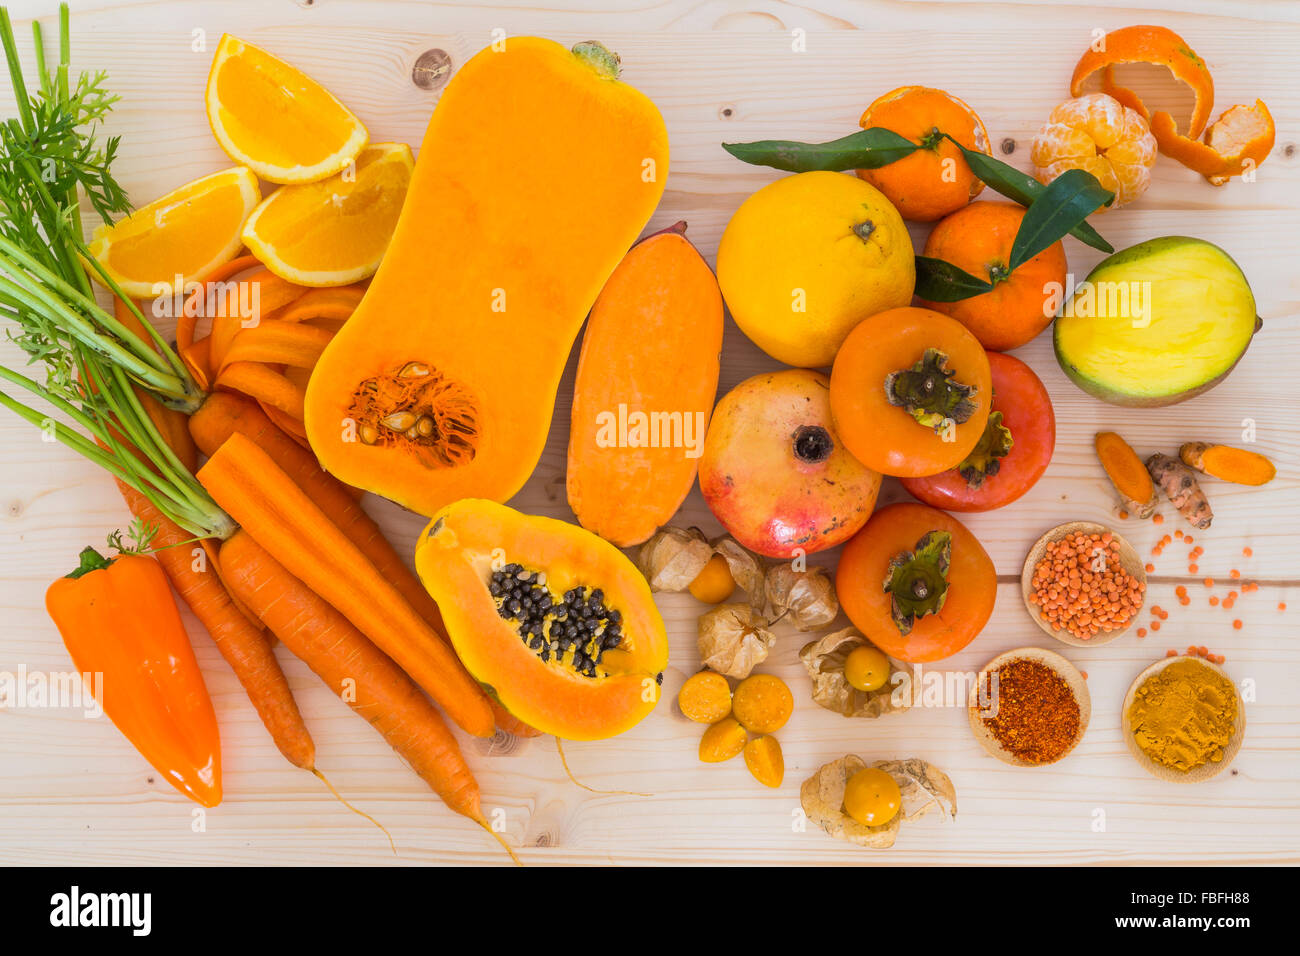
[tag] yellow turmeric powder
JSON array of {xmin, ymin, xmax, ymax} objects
[{"xmin": 1129, "ymin": 659, "xmax": 1237, "ymax": 772}]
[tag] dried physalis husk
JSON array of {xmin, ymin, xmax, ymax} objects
[
  {"xmin": 767, "ymin": 564, "xmax": 838, "ymax": 631},
  {"xmin": 698, "ymin": 603, "xmax": 775, "ymax": 679},
  {"xmin": 710, "ymin": 535, "xmax": 766, "ymax": 610},
  {"xmin": 800, "ymin": 755, "xmax": 957, "ymax": 849},
  {"xmin": 798, "ymin": 627, "xmax": 912, "ymax": 718},
  {"xmin": 638, "ymin": 526, "xmax": 712, "ymax": 592}
]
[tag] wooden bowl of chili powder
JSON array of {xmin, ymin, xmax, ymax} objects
[
  {"xmin": 968, "ymin": 646, "xmax": 1090, "ymax": 766},
  {"xmin": 1021, "ymin": 521, "xmax": 1146, "ymax": 647}
]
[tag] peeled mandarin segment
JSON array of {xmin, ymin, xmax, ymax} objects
[
  {"xmin": 240, "ymin": 144, "xmax": 414, "ymax": 287},
  {"xmin": 1069, "ymin": 24, "xmax": 1215, "ymax": 139},
  {"xmin": 1030, "ymin": 123, "xmax": 1096, "ymax": 164},
  {"xmin": 85, "ymin": 167, "xmax": 261, "ymax": 298},
  {"xmin": 1031, "ymin": 93, "xmax": 1156, "ymax": 208},
  {"xmin": 206, "ymin": 33, "xmax": 369, "ymax": 184}
]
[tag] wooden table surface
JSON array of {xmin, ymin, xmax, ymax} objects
[{"xmin": 1, "ymin": 0, "xmax": 1297, "ymax": 866}]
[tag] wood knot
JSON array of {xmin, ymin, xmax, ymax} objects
[
  {"xmin": 1000, "ymin": 138, "xmax": 1016, "ymax": 155},
  {"xmin": 718, "ymin": 104, "xmax": 735, "ymax": 120},
  {"xmin": 412, "ymin": 49, "xmax": 453, "ymax": 90},
  {"xmin": 473, "ymin": 728, "xmax": 520, "ymax": 757}
]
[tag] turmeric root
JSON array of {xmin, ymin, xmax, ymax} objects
[
  {"xmin": 1146, "ymin": 453, "xmax": 1213, "ymax": 529},
  {"xmin": 1096, "ymin": 431, "xmax": 1157, "ymax": 519},
  {"xmin": 1180, "ymin": 442, "xmax": 1276, "ymax": 486}
]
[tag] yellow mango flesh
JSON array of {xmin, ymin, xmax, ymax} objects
[{"xmin": 1054, "ymin": 237, "xmax": 1257, "ymax": 404}]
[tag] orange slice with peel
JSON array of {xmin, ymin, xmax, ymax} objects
[
  {"xmin": 206, "ymin": 33, "xmax": 368, "ymax": 184},
  {"xmin": 86, "ymin": 166, "xmax": 260, "ymax": 298},
  {"xmin": 241, "ymin": 143, "xmax": 413, "ymax": 287},
  {"xmin": 1070, "ymin": 24, "xmax": 1274, "ymax": 185}
]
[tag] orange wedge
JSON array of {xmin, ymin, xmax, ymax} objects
[
  {"xmin": 206, "ymin": 34, "xmax": 368, "ymax": 184},
  {"xmin": 240, "ymin": 143, "xmax": 414, "ymax": 287},
  {"xmin": 86, "ymin": 167, "xmax": 260, "ymax": 298}
]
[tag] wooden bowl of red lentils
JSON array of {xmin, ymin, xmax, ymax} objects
[
  {"xmin": 1021, "ymin": 521, "xmax": 1147, "ymax": 647},
  {"xmin": 967, "ymin": 646, "xmax": 1091, "ymax": 767}
]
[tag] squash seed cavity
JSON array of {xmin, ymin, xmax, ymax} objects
[
  {"xmin": 489, "ymin": 562, "xmax": 627, "ymax": 678},
  {"xmin": 348, "ymin": 361, "xmax": 480, "ymax": 468}
]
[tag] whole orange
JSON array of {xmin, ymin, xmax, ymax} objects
[
  {"xmin": 856, "ymin": 86, "xmax": 990, "ymax": 222},
  {"xmin": 917, "ymin": 201, "xmax": 1067, "ymax": 352}
]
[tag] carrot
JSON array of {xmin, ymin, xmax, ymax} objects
[
  {"xmin": 115, "ymin": 480, "xmax": 315, "ymax": 769},
  {"xmin": 219, "ymin": 530, "xmax": 517, "ymax": 861},
  {"xmin": 196, "ymin": 431, "xmax": 496, "ymax": 738},
  {"xmin": 188, "ymin": 393, "xmax": 541, "ymax": 738}
]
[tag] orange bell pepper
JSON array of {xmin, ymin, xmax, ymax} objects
[{"xmin": 45, "ymin": 547, "xmax": 222, "ymax": 807}]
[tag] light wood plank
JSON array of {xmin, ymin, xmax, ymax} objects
[{"xmin": 0, "ymin": 0, "xmax": 1296, "ymax": 865}]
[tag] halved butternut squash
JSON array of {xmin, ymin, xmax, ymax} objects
[
  {"xmin": 414, "ymin": 499, "xmax": 669, "ymax": 741},
  {"xmin": 304, "ymin": 38, "xmax": 669, "ymax": 515}
]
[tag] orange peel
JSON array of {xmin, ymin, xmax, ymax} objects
[
  {"xmin": 1151, "ymin": 99, "xmax": 1275, "ymax": 185},
  {"xmin": 1070, "ymin": 24, "xmax": 1214, "ymax": 140},
  {"xmin": 1070, "ymin": 24, "xmax": 1274, "ymax": 185}
]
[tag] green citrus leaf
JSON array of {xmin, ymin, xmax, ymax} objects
[
  {"xmin": 940, "ymin": 134, "xmax": 1114, "ymax": 253},
  {"xmin": 1008, "ymin": 168, "xmax": 1115, "ymax": 271},
  {"xmin": 722, "ymin": 127, "xmax": 920, "ymax": 172},
  {"xmin": 914, "ymin": 256, "xmax": 994, "ymax": 303}
]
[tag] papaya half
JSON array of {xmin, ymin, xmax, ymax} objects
[
  {"xmin": 304, "ymin": 38, "xmax": 669, "ymax": 515},
  {"xmin": 414, "ymin": 499, "xmax": 669, "ymax": 741}
]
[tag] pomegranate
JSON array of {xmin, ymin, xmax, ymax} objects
[{"xmin": 699, "ymin": 369, "xmax": 881, "ymax": 558}]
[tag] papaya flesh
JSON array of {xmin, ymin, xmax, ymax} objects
[
  {"xmin": 304, "ymin": 38, "xmax": 669, "ymax": 516},
  {"xmin": 414, "ymin": 499, "xmax": 669, "ymax": 741}
]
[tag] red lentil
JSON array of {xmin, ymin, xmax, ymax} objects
[{"xmin": 1028, "ymin": 531, "xmax": 1144, "ymax": 641}]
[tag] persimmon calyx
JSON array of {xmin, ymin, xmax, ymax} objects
[
  {"xmin": 884, "ymin": 348, "xmax": 977, "ymax": 433},
  {"xmin": 957, "ymin": 410, "xmax": 1013, "ymax": 489},
  {"xmin": 882, "ymin": 530, "xmax": 951, "ymax": 636}
]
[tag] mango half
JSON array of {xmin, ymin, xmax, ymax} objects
[{"xmin": 1054, "ymin": 237, "xmax": 1260, "ymax": 406}]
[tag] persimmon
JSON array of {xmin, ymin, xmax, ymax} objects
[
  {"xmin": 855, "ymin": 86, "xmax": 990, "ymax": 222},
  {"xmin": 829, "ymin": 307, "xmax": 991, "ymax": 478},
  {"xmin": 836, "ymin": 502, "xmax": 996, "ymax": 663},
  {"xmin": 917, "ymin": 202, "xmax": 1067, "ymax": 352},
  {"xmin": 901, "ymin": 352, "xmax": 1055, "ymax": 512}
]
